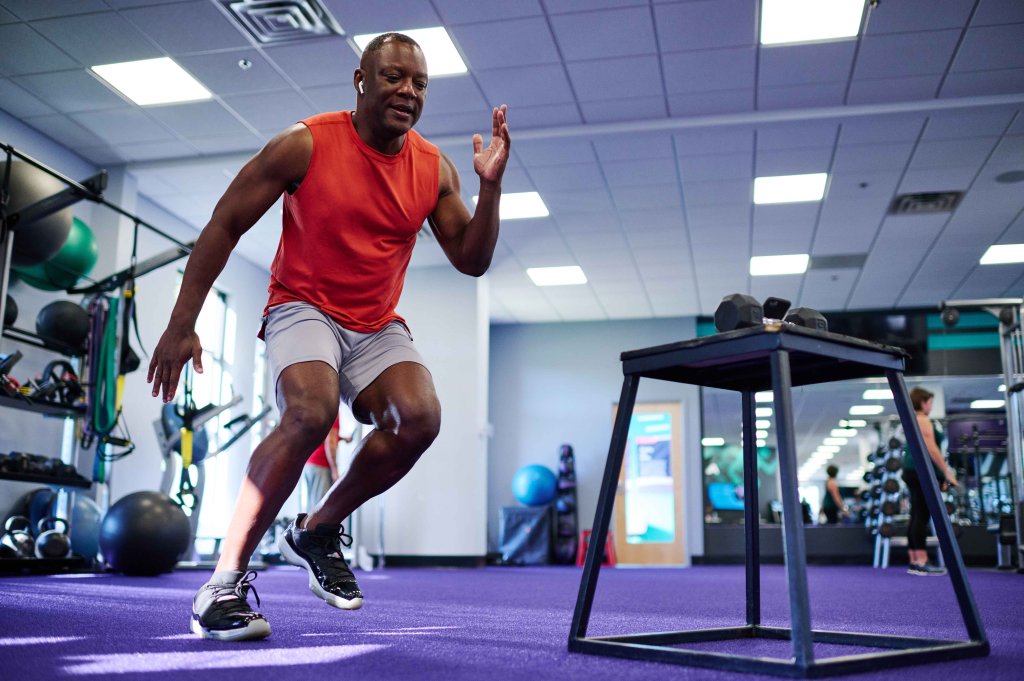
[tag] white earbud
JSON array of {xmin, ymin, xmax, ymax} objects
[{"xmin": 358, "ymin": 81, "xmax": 364, "ymax": 94}]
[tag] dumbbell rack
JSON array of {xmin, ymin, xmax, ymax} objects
[{"xmin": 570, "ymin": 323, "xmax": 987, "ymax": 677}]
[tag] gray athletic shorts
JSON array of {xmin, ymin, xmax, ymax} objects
[{"xmin": 263, "ymin": 301, "xmax": 427, "ymax": 409}]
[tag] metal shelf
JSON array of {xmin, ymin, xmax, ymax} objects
[
  {"xmin": 0, "ymin": 393, "xmax": 85, "ymax": 418},
  {"xmin": 0, "ymin": 470, "xmax": 91, "ymax": 489}
]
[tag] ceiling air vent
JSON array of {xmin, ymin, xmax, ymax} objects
[
  {"xmin": 222, "ymin": 0, "xmax": 343, "ymax": 44},
  {"xmin": 888, "ymin": 191, "xmax": 963, "ymax": 215}
]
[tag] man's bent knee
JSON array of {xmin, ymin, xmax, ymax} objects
[{"xmin": 278, "ymin": 402, "xmax": 336, "ymax": 452}]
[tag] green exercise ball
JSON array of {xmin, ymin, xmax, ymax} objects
[
  {"xmin": 14, "ymin": 218, "xmax": 98, "ymax": 291},
  {"xmin": 1, "ymin": 161, "xmax": 73, "ymax": 266}
]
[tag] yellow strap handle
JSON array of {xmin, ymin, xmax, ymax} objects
[{"xmin": 180, "ymin": 427, "xmax": 193, "ymax": 469}]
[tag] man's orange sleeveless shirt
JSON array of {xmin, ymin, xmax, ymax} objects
[{"xmin": 265, "ymin": 111, "xmax": 440, "ymax": 333}]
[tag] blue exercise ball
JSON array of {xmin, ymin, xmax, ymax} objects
[{"xmin": 512, "ymin": 464, "xmax": 557, "ymax": 506}]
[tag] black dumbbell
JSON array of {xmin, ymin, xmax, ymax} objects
[
  {"xmin": 888, "ymin": 437, "xmax": 902, "ymax": 450},
  {"xmin": 784, "ymin": 307, "xmax": 828, "ymax": 332},
  {"xmin": 881, "ymin": 500, "xmax": 900, "ymax": 516},
  {"xmin": 884, "ymin": 457, "xmax": 902, "ymax": 472},
  {"xmin": 882, "ymin": 478, "xmax": 901, "ymax": 494},
  {"xmin": 714, "ymin": 294, "xmax": 763, "ymax": 332}
]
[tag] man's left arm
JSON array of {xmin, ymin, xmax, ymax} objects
[{"xmin": 428, "ymin": 105, "xmax": 510, "ymax": 276}]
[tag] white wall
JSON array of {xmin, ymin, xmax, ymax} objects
[
  {"xmin": 382, "ymin": 265, "xmax": 489, "ymax": 556},
  {"xmin": 488, "ymin": 318, "xmax": 705, "ymax": 562}
]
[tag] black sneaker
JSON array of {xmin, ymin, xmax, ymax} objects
[
  {"xmin": 278, "ymin": 514, "xmax": 363, "ymax": 610},
  {"xmin": 191, "ymin": 571, "xmax": 271, "ymax": 641},
  {"xmin": 907, "ymin": 562, "xmax": 947, "ymax": 576}
]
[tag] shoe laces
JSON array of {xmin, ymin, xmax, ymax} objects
[
  {"xmin": 209, "ymin": 570, "xmax": 261, "ymax": 611},
  {"xmin": 309, "ymin": 525, "xmax": 356, "ymax": 586}
]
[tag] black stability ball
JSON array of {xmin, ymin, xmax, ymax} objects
[
  {"xmin": 1, "ymin": 161, "xmax": 73, "ymax": 266},
  {"xmin": 99, "ymin": 492, "xmax": 191, "ymax": 576},
  {"xmin": 36, "ymin": 300, "xmax": 89, "ymax": 348},
  {"xmin": 3, "ymin": 294, "xmax": 16, "ymax": 327}
]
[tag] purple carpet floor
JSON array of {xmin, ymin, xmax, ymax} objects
[{"xmin": 0, "ymin": 565, "xmax": 1021, "ymax": 680}]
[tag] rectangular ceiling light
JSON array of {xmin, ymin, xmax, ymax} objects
[
  {"xmin": 756, "ymin": 439, "xmax": 767, "ymax": 447},
  {"xmin": 473, "ymin": 191, "xmax": 549, "ymax": 220},
  {"xmin": 823, "ymin": 437, "xmax": 848, "ymax": 446},
  {"xmin": 750, "ymin": 253, "xmax": 810, "ymax": 276},
  {"xmin": 755, "ymin": 391, "xmax": 774, "ymax": 402},
  {"xmin": 756, "ymin": 407, "xmax": 773, "ymax": 417},
  {"xmin": 850, "ymin": 404, "xmax": 884, "ymax": 415},
  {"xmin": 862, "ymin": 389, "xmax": 893, "ymax": 399},
  {"xmin": 760, "ymin": 0, "xmax": 865, "ymax": 46},
  {"xmin": 526, "ymin": 265, "xmax": 586, "ymax": 287},
  {"xmin": 831, "ymin": 428, "xmax": 858, "ymax": 437},
  {"xmin": 840, "ymin": 419, "xmax": 867, "ymax": 428},
  {"xmin": 755, "ymin": 420, "xmax": 771, "ymax": 429},
  {"xmin": 701, "ymin": 437, "xmax": 725, "ymax": 447},
  {"xmin": 817, "ymin": 445, "xmax": 841, "ymax": 454},
  {"xmin": 970, "ymin": 399, "xmax": 1005, "ymax": 409},
  {"xmin": 353, "ymin": 26, "xmax": 467, "ymax": 76},
  {"xmin": 754, "ymin": 173, "xmax": 828, "ymax": 204},
  {"xmin": 91, "ymin": 57, "xmax": 211, "ymax": 106},
  {"xmin": 980, "ymin": 244, "xmax": 1024, "ymax": 265}
]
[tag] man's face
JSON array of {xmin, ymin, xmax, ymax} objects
[{"xmin": 360, "ymin": 41, "xmax": 428, "ymax": 136}]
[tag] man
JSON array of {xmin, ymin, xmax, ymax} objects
[{"xmin": 147, "ymin": 32, "xmax": 510, "ymax": 641}]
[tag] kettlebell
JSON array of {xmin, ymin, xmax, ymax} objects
[
  {"xmin": 2, "ymin": 516, "xmax": 35, "ymax": 558},
  {"xmin": 35, "ymin": 516, "xmax": 71, "ymax": 559}
]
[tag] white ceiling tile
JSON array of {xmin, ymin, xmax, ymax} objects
[
  {"xmin": 654, "ymin": 0, "xmax": 756, "ymax": 51},
  {"xmin": 565, "ymin": 231, "xmax": 629, "ymax": 252},
  {"xmin": 122, "ymin": 1, "xmax": 249, "ymax": 55},
  {"xmin": 847, "ymin": 74, "xmax": 943, "ymax": 105},
  {"xmin": 320, "ymin": 0, "xmax": 442, "ymax": 34},
  {"xmin": 145, "ymin": 100, "xmax": 252, "ymax": 139},
  {"xmin": 675, "ymin": 128, "xmax": 754, "ymax": 156},
  {"xmin": 988, "ymin": 134, "xmax": 1024, "ymax": 166},
  {"xmin": 910, "ymin": 137, "xmax": 999, "ymax": 169},
  {"xmin": 759, "ymin": 42, "xmax": 856, "ymax": 87},
  {"xmin": 682, "ymin": 178, "xmax": 751, "ymax": 206},
  {"xmin": 550, "ymin": 7, "xmax": 656, "ymax": 61},
  {"xmin": 602, "ymin": 158, "xmax": 677, "ymax": 188},
  {"xmin": 22, "ymin": 113, "xmax": 107, "ymax": 148},
  {"xmin": 800, "ymin": 270, "xmax": 857, "ymax": 313},
  {"xmin": 952, "ymin": 24, "xmax": 1024, "ymax": 72},
  {"xmin": 832, "ymin": 142, "xmax": 915, "ymax": 173},
  {"xmin": 0, "ymin": 0, "xmax": 107, "ymax": 19},
  {"xmin": 529, "ymin": 163, "xmax": 606, "ymax": 192},
  {"xmin": 619, "ymin": 208, "xmax": 686, "ymax": 232},
  {"xmin": 855, "ymin": 30, "xmax": 961, "ymax": 79},
  {"xmin": 0, "ymin": 6, "xmax": 16, "ymax": 23},
  {"xmin": 434, "ymin": 0, "xmax": 542, "ymax": 24},
  {"xmin": 450, "ymin": 17, "xmax": 558, "ymax": 70},
  {"xmin": 0, "ymin": 24, "xmax": 79, "ymax": 76},
  {"xmin": 112, "ymin": 139, "xmax": 197, "ymax": 162},
  {"xmin": 755, "ymin": 147, "xmax": 833, "ymax": 176},
  {"xmin": 940, "ymin": 67, "xmax": 1024, "ymax": 97},
  {"xmin": 667, "ymin": 89, "xmax": 752, "ymax": 117},
  {"xmin": 303, "ymin": 83, "xmax": 357, "ymax": 114},
  {"xmin": 757, "ymin": 121, "xmax": 839, "ymax": 151},
  {"xmin": 543, "ymin": 189, "xmax": 615, "ymax": 214},
  {"xmin": 32, "ymin": 12, "xmax": 161, "ymax": 66},
  {"xmin": 556, "ymin": 212, "xmax": 621, "ymax": 234},
  {"xmin": 71, "ymin": 107, "xmax": 176, "ymax": 145},
  {"xmin": 973, "ymin": 1, "xmax": 1024, "ymax": 26},
  {"xmin": 475, "ymin": 64, "xmax": 575, "ymax": 108},
  {"xmin": 582, "ymin": 96, "xmax": 667, "ymax": 124},
  {"xmin": 222, "ymin": 90, "xmax": 315, "ymax": 133},
  {"xmin": 825, "ymin": 170, "xmax": 903, "ymax": 199},
  {"xmin": 610, "ymin": 183, "xmax": 681, "ymax": 210},
  {"xmin": 263, "ymin": 38, "xmax": 360, "ymax": 88},
  {"xmin": 502, "ymin": 102, "xmax": 582, "ymax": 128},
  {"xmin": 0, "ymin": 78, "xmax": 56, "ymax": 117},
  {"xmin": 13, "ymin": 70, "xmax": 127, "ymax": 112},
  {"xmin": 177, "ymin": 50, "xmax": 292, "ymax": 95},
  {"xmin": 838, "ymin": 115, "xmax": 926, "ymax": 145},
  {"xmin": 684, "ymin": 204, "xmax": 750, "ymax": 231},
  {"xmin": 757, "ymin": 82, "xmax": 846, "ymax": 110},
  {"xmin": 899, "ymin": 166, "xmax": 979, "ymax": 192},
  {"xmin": 924, "ymin": 108, "xmax": 1019, "ymax": 140},
  {"xmin": 594, "ymin": 133, "xmax": 674, "ymax": 161},
  {"xmin": 662, "ymin": 47, "xmax": 755, "ymax": 95},
  {"xmin": 678, "ymin": 151, "xmax": 751, "ymax": 181},
  {"xmin": 598, "ymin": 294, "xmax": 656, "ymax": 320},
  {"xmin": 865, "ymin": 0, "xmax": 974, "ymax": 34},
  {"xmin": 568, "ymin": 55, "xmax": 663, "ymax": 102},
  {"xmin": 187, "ymin": 133, "xmax": 263, "ymax": 155}
]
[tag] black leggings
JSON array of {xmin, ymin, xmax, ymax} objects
[{"xmin": 902, "ymin": 468, "xmax": 929, "ymax": 550}]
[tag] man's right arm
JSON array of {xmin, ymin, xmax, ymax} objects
[{"xmin": 148, "ymin": 124, "xmax": 313, "ymax": 402}]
